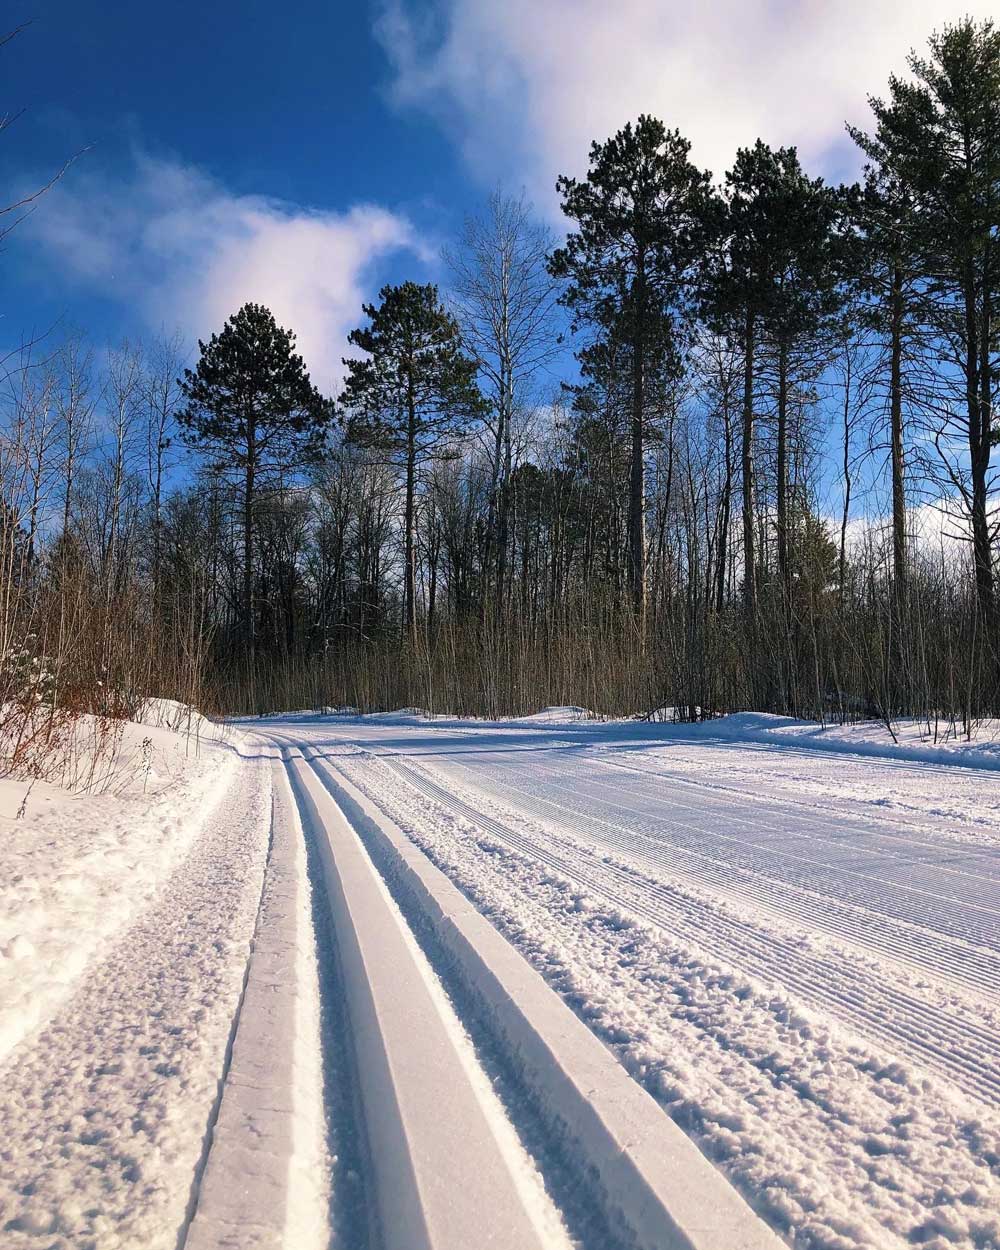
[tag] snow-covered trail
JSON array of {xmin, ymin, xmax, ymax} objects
[
  {"xmin": 377, "ymin": 752, "xmax": 1000, "ymax": 1105},
  {"xmin": 1, "ymin": 708, "xmax": 786, "ymax": 1250},
  {"xmin": 271, "ymin": 734, "xmax": 785, "ymax": 1250},
  {"xmin": 4, "ymin": 707, "xmax": 998, "ymax": 1250},
  {"xmin": 263, "ymin": 710, "xmax": 1000, "ymax": 1250}
]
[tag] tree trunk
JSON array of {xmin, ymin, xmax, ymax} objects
[
  {"xmin": 62, "ymin": 425, "xmax": 74, "ymax": 540},
  {"xmin": 976, "ymin": 240, "xmax": 995, "ymax": 642},
  {"xmin": 889, "ymin": 263, "xmax": 907, "ymax": 599},
  {"xmin": 964, "ymin": 265, "xmax": 995, "ymax": 633},
  {"xmin": 403, "ymin": 378, "xmax": 418, "ymax": 643},
  {"xmin": 741, "ymin": 309, "xmax": 757, "ymax": 615},
  {"xmin": 243, "ymin": 426, "xmax": 256, "ymax": 665},
  {"xmin": 839, "ymin": 345, "xmax": 852, "ymax": 604},
  {"xmin": 496, "ymin": 416, "xmax": 512, "ymax": 613},
  {"xmin": 493, "ymin": 261, "xmax": 514, "ymax": 613},
  {"xmin": 776, "ymin": 338, "xmax": 789, "ymax": 596},
  {"xmin": 152, "ymin": 448, "xmax": 164, "ymax": 612},
  {"xmin": 715, "ymin": 379, "xmax": 734, "ymax": 614},
  {"xmin": 629, "ymin": 274, "xmax": 647, "ymax": 631}
]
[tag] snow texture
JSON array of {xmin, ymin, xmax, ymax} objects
[
  {"xmin": 261, "ymin": 709, "xmax": 1000, "ymax": 1250},
  {"xmin": 287, "ymin": 746, "xmax": 570, "ymax": 1250},
  {"xmin": 3, "ymin": 705, "xmax": 998, "ymax": 1250},
  {"xmin": 0, "ymin": 719, "xmax": 272, "ymax": 1249}
]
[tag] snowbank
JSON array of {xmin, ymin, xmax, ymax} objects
[
  {"xmin": 678, "ymin": 711, "xmax": 1000, "ymax": 770},
  {"xmin": 0, "ymin": 720, "xmax": 272, "ymax": 1249},
  {"xmin": 0, "ymin": 712, "xmax": 239, "ymax": 1065},
  {"xmin": 513, "ymin": 705, "xmax": 593, "ymax": 723},
  {"xmin": 250, "ymin": 703, "xmax": 1000, "ymax": 773},
  {"xmin": 136, "ymin": 696, "xmax": 221, "ymax": 739}
]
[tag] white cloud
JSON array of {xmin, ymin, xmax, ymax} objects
[
  {"xmin": 25, "ymin": 152, "xmax": 427, "ymax": 390},
  {"xmin": 841, "ymin": 498, "xmax": 984, "ymax": 566},
  {"xmin": 376, "ymin": 0, "xmax": 999, "ymax": 209}
]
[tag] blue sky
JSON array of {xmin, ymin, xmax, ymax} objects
[
  {"xmin": 3, "ymin": 1, "xmax": 464, "ymax": 382},
  {"xmin": 4, "ymin": 0, "xmax": 995, "ymax": 394}
]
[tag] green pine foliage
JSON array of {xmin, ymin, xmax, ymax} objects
[
  {"xmin": 177, "ymin": 302, "xmax": 332, "ymax": 655},
  {"xmin": 177, "ymin": 302, "xmax": 332, "ymax": 471},
  {"xmin": 548, "ymin": 115, "xmax": 716, "ymax": 341},
  {"xmin": 549, "ymin": 116, "xmax": 718, "ymax": 618},
  {"xmin": 850, "ymin": 19, "xmax": 1000, "ymax": 627},
  {"xmin": 341, "ymin": 282, "xmax": 484, "ymax": 636},
  {"xmin": 341, "ymin": 282, "xmax": 484, "ymax": 461}
]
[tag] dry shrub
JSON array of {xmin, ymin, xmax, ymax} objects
[{"xmin": 0, "ymin": 548, "xmax": 210, "ymax": 792}]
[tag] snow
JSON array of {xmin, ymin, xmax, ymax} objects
[
  {"xmin": 513, "ymin": 705, "xmax": 593, "ymax": 723},
  {"xmin": 287, "ymin": 748, "xmax": 570, "ymax": 1250},
  {"xmin": 283, "ymin": 768, "xmax": 334, "ymax": 1250},
  {"xmin": 0, "ymin": 717, "xmax": 240, "ymax": 1065},
  {"xmin": 2, "ymin": 703, "xmax": 998, "ymax": 1250},
  {"xmin": 313, "ymin": 751, "xmax": 784, "ymax": 1250},
  {"xmin": 0, "ymin": 714, "xmax": 272, "ymax": 1248},
  {"xmin": 674, "ymin": 710, "xmax": 1000, "ymax": 770},
  {"xmin": 184, "ymin": 761, "xmax": 329, "ymax": 1250},
  {"xmin": 261, "ymin": 709, "xmax": 1000, "ymax": 1250},
  {"xmin": 137, "ymin": 696, "xmax": 221, "ymax": 740}
]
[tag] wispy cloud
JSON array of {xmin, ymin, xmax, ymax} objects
[
  {"xmin": 376, "ymin": 0, "xmax": 999, "ymax": 208},
  {"xmin": 23, "ymin": 151, "xmax": 428, "ymax": 390}
]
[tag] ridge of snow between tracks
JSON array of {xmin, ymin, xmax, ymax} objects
[
  {"xmin": 287, "ymin": 747, "xmax": 551, "ymax": 1250},
  {"xmin": 308, "ymin": 747, "xmax": 788, "ymax": 1250}
]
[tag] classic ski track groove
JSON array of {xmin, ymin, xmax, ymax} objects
[
  {"xmin": 289, "ymin": 742, "xmax": 790, "ymax": 1250},
  {"xmin": 352, "ymin": 750, "xmax": 1000, "ymax": 1109},
  {"xmin": 276, "ymin": 741, "xmax": 563, "ymax": 1250},
  {"xmin": 181, "ymin": 752, "xmax": 285, "ymax": 1250}
]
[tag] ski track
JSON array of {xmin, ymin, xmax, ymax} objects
[
  {"xmin": 379, "ymin": 755, "xmax": 1000, "ymax": 1107},
  {"xmin": 5, "ymin": 708, "xmax": 1000, "ymax": 1250},
  {"xmin": 432, "ymin": 751, "xmax": 1000, "ymax": 986},
  {"xmin": 295, "ymin": 724, "xmax": 1000, "ymax": 1068},
  {"xmin": 268, "ymin": 714, "xmax": 1000, "ymax": 1250}
]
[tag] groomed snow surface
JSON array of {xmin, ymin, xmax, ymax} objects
[{"xmin": 1, "ymin": 706, "xmax": 998, "ymax": 1249}]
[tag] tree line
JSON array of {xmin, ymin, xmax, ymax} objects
[{"xmin": 3, "ymin": 17, "xmax": 999, "ymax": 745}]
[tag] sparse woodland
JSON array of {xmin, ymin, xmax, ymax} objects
[{"xmin": 3, "ymin": 18, "xmax": 1000, "ymax": 773}]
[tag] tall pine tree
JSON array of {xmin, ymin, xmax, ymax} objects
[
  {"xmin": 853, "ymin": 19, "xmax": 1000, "ymax": 633},
  {"xmin": 702, "ymin": 142, "xmax": 848, "ymax": 611},
  {"xmin": 177, "ymin": 303, "xmax": 332, "ymax": 660},
  {"xmin": 341, "ymin": 282, "xmax": 484, "ymax": 641},
  {"xmin": 550, "ymin": 117, "xmax": 716, "ymax": 630}
]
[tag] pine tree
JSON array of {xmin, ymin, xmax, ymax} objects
[
  {"xmin": 840, "ymin": 166, "xmax": 919, "ymax": 711},
  {"xmin": 550, "ymin": 116, "xmax": 717, "ymax": 629},
  {"xmin": 177, "ymin": 303, "xmax": 332, "ymax": 659},
  {"xmin": 853, "ymin": 19, "xmax": 1000, "ymax": 631},
  {"xmin": 846, "ymin": 169, "xmax": 916, "ymax": 604},
  {"xmin": 341, "ymin": 282, "xmax": 484, "ymax": 641},
  {"xmin": 702, "ymin": 142, "xmax": 849, "ymax": 610}
]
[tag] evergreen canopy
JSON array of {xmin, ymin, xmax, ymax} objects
[
  {"xmin": 177, "ymin": 302, "xmax": 332, "ymax": 474},
  {"xmin": 341, "ymin": 281, "xmax": 485, "ymax": 463}
]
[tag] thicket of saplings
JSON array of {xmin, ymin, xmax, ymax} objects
[{"xmin": 3, "ymin": 18, "xmax": 1000, "ymax": 785}]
